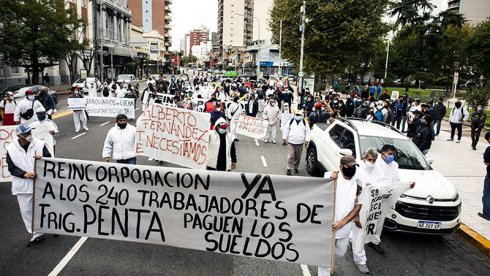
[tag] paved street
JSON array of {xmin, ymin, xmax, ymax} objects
[{"xmin": 1, "ymin": 92, "xmax": 490, "ymax": 275}]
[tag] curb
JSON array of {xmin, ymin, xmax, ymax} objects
[{"xmin": 457, "ymin": 223, "xmax": 490, "ymax": 257}]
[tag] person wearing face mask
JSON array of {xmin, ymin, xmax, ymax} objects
[
  {"xmin": 412, "ymin": 114, "xmax": 433, "ymax": 155},
  {"xmin": 392, "ymin": 97, "xmax": 407, "ymax": 130},
  {"xmin": 6, "ymin": 124, "xmax": 52, "ymax": 246},
  {"xmin": 227, "ymin": 96, "xmax": 243, "ymax": 140},
  {"xmin": 68, "ymin": 87, "xmax": 88, "ymax": 133},
  {"xmin": 30, "ymin": 106, "xmax": 58, "ymax": 156},
  {"xmin": 102, "ymin": 114, "xmax": 136, "ymax": 164},
  {"xmin": 1, "ymin": 91, "xmax": 17, "ymax": 125},
  {"xmin": 280, "ymin": 102, "xmax": 292, "ymax": 131},
  {"xmin": 318, "ymin": 155, "xmax": 362, "ymax": 276},
  {"xmin": 246, "ymin": 94, "xmax": 259, "ymax": 117},
  {"xmin": 14, "ymin": 89, "xmax": 44, "ymax": 125},
  {"xmin": 206, "ymin": 118, "xmax": 237, "ymax": 171},
  {"xmin": 210, "ymin": 101, "xmax": 226, "ymax": 130},
  {"xmin": 36, "ymin": 86, "xmax": 56, "ymax": 119},
  {"xmin": 263, "ymin": 98, "xmax": 281, "ymax": 143},
  {"xmin": 283, "ymin": 110, "xmax": 310, "ymax": 175},
  {"xmin": 308, "ymin": 102, "xmax": 323, "ymax": 128},
  {"xmin": 447, "ymin": 100, "xmax": 469, "ymax": 143},
  {"xmin": 433, "ymin": 98, "xmax": 446, "ymax": 136},
  {"xmin": 470, "ymin": 104, "xmax": 487, "ymax": 150},
  {"xmin": 371, "ymin": 144, "xmax": 401, "ymax": 254}
]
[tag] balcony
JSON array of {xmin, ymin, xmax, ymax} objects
[
  {"xmin": 165, "ymin": 0, "xmax": 172, "ymax": 4},
  {"xmin": 164, "ymin": 41, "xmax": 171, "ymax": 47},
  {"xmin": 165, "ymin": 14, "xmax": 172, "ymax": 22},
  {"xmin": 164, "ymin": 5, "xmax": 171, "ymax": 13}
]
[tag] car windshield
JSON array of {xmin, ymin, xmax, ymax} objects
[
  {"xmin": 359, "ymin": 136, "xmax": 431, "ymax": 170},
  {"xmin": 76, "ymin": 78, "xmax": 86, "ymax": 83}
]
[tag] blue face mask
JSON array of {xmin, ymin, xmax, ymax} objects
[
  {"xmin": 294, "ymin": 115, "xmax": 302, "ymax": 121},
  {"xmin": 385, "ymin": 154, "xmax": 395, "ymax": 164}
]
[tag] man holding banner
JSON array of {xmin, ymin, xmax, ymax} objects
[
  {"xmin": 319, "ymin": 155, "xmax": 362, "ymax": 276},
  {"xmin": 6, "ymin": 124, "xmax": 52, "ymax": 246},
  {"xmin": 68, "ymin": 87, "xmax": 88, "ymax": 133}
]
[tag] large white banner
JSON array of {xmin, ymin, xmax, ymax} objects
[
  {"xmin": 0, "ymin": 126, "xmax": 16, "ymax": 182},
  {"xmin": 85, "ymin": 97, "xmax": 135, "ymax": 119},
  {"xmin": 236, "ymin": 114, "xmax": 268, "ymax": 139},
  {"xmin": 354, "ymin": 183, "xmax": 411, "ymax": 253},
  {"xmin": 136, "ymin": 104, "xmax": 210, "ymax": 169},
  {"xmin": 34, "ymin": 158, "xmax": 334, "ymax": 266}
]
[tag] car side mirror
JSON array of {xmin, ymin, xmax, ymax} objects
[
  {"xmin": 426, "ymin": 157, "xmax": 434, "ymax": 165},
  {"xmin": 339, "ymin": 149, "xmax": 353, "ymax": 156}
]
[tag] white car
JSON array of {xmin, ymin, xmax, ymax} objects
[
  {"xmin": 306, "ymin": 118, "xmax": 461, "ymax": 234},
  {"xmin": 72, "ymin": 77, "xmax": 102, "ymax": 94}
]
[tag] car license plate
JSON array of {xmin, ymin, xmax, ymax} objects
[{"xmin": 417, "ymin": 220, "xmax": 441, "ymax": 229}]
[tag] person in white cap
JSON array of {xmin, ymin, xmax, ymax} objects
[
  {"xmin": 280, "ymin": 102, "xmax": 292, "ymax": 131},
  {"xmin": 6, "ymin": 124, "xmax": 52, "ymax": 247},
  {"xmin": 282, "ymin": 110, "xmax": 310, "ymax": 175},
  {"xmin": 14, "ymin": 89, "xmax": 44, "ymax": 125},
  {"xmin": 0, "ymin": 91, "xmax": 17, "ymax": 125}
]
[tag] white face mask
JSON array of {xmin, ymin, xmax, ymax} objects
[
  {"xmin": 217, "ymin": 128, "xmax": 227, "ymax": 134},
  {"xmin": 216, "ymin": 108, "xmax": 221, "ymax": 112},
  {"xmin": 27, "ymin": 95, "xmax": 35, "ymax": 101},
  {"xmin": 364, "ymin": 161, "xmax": 376, "ymax": 169}
]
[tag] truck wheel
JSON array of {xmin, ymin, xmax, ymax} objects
[{"xmin": 306, "ymin": 147, "xmax": 319, "ymax": 176}]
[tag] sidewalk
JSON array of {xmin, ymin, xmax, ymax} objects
[
  {"xmin": 49, "ymin": 83, "xmax": 72, "ymax": 95},
  {"xmin": 428, "ymin": 120, "xmax": 490, "ymax": 246}
]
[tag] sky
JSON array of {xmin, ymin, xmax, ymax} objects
[{"xmin": 170, "ymin": 0, "xmax": 217, "ymax": 51}]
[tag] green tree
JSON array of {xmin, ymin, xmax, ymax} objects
[
  {"xmin": 270, "ymin": 0, "xmax": 390, "ymax": 79},
  {"xmin": 468, "ymin": 18, "xmax": 490, "ymax": 81},
  {"xmin": 390, "ymin": 0, "xmax": 435, "ymax": 28},
  {"xmin": 182, "ymin": 55, "xmax": 198, "ymax": 66},
  {"xmin": 0, "ymin": 0, "xmax": 85, "ymax": 84}
]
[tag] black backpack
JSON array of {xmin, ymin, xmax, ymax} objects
[{"xmin": 102, "ymin": 86, "xmax": 110, "ymax": 97}]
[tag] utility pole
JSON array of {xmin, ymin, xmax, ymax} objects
[
  {"xmin": 279, "ymin": 20, "xmax": 283, "ymax": 76},
  {"xmin": 298, "ymin": 0, "xmax": 306, "ymax": 110},
  {"xmin": 384, "ymin": 39, "xmax": 390, "ymax": 79}
]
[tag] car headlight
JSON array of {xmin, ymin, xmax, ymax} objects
[{"xmin": 399, "ymin": 194, "xmax": 406, "ymax": 198}]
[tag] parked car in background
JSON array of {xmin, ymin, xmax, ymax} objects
[
  {"xmin": 151, "ymin": 74, "xmax": 161, "ymax": 81},
  {"xmin": 72, "ymin": 77, "xmax": 102, "ymax": 93},
  {"xmin": 0, "ymin": 85, "xmax": 28, "ymax": 101},
  {"xmin": 13, "ymin": 85, "xmax": 58, "ymax": 104},
  {"xmin": 306, "ymin": 118, "xmax": 461, "ymax": 234},
  {"xmin": 117, "ymin": 74, "xmax": 138, "ymax": 87}
]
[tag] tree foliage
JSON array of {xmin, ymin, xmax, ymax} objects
[
  {"xmin": 270, "ymin": 0, "xmax": 390, "ymax": 78},
  {"xmin": 0, "ymin": 0, "xmax": 86, "ymax": 84},
  {"xmin": 468, "ymin": 18, "xmax": 490, "ymax": 79}
]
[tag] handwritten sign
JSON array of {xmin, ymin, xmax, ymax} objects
[
  {"xmin": 85, "ymin": 97, "xmax": 135, "ymax": 119},
  {"xmin": 34, "ymin": 158, "xmax": 334, "ymax": 266},
  {"xmin": 236, "ymin": 114, "xmax": 268, "ymax": 139},
  {"xmin": 354, "ymin": 183, "xmax": 411, "ymax": 253},
  {"xmin": 135, "ymin": 104, "xmax": 210, "ymax": 169},
  {"xmin": 0, "ymin": 126, "xmax": 16, "ymax": 182}
]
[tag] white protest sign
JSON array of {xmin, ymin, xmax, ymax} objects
[
  {"xmin": 0, "ymin": 126, "xmax": 16, "ymax": 182},
  {"xmin": 157, "ymin": 93, "xmax": 177, "ymax": 106},
  {"xmin": 34, "ymin": 158, "xmax": 334, "ymax": 266},
  {"xmin": 85, "ymin": 97, "xmax": 135, "ymax": 119},
  {"xmin": 135, "ymin": 104, "xmax": 210, "ymax": 169},
  {"xmin": 354, "ymin": 183, "xmax": 411, "ymax": 253},
  {"xmin": 236, "ymin": 114, "xmax": 268, "ymax": 139},
  {"xmin": 67, "ymin": 98, "xmax": 87, "ymax": 110}
]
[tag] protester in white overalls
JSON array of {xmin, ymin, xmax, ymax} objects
[
  {"xmin": 263, "ymin": 98, "xmax": 280, "ymax": 143},
  {"xmin": 69, "ymin": 87, "xmax": 88, "ymax": 132},
  {"xmin": 227, "ymin": 96, "xmax": 243, "ymax": 141},
  {"xmin": 280, "ymin": 102, "xmax": 292, "ymax": 131},
  {"xmin": 6, "ymin": 124, "xmax": 52, "ymax": 246}
]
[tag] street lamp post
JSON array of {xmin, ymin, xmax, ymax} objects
[{"xmin": 298, "ymin": 0, "xmax": 306, "ymax": 109}]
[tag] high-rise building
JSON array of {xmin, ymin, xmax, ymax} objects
[
  {"xmin": 189, "ymin": 27, "xmax": 209, "ymax": 55},
  {"xmin": 128, "ymin": 0, "xmax": 172, "ymax": 52},
  {"xmin": 217, "ymin": 0, "xmax": 254, "ymax": 51},
  {"xmin": 447, "ymin": 0, "xmax": 490, "ymax": 24}
]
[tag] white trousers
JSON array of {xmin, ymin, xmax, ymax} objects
[
  {"xmin": 351, "ymin": 226, "xmax": 367, "ymax": 265},
  {"xmin": 265, "ymin": 123, "xmax": 277, "ymax": 141},
  {"xmin": 73, "ymin": 110, "xmax": 87, "ymax": 131},
  {"xmin": 17, "ymin": 194, "xmax": 33, "ymax": 233},
  {"xmin": 230, "ymin": 118, "xmax": 238, "ymax": 138},
  {"xmin": 318, "ymin": 237, "xmax": 350, "ymax": 276}
]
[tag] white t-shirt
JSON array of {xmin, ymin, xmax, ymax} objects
[
  {"xmin": 357, "ymin": 161, "xmax": 388, "ymax": 189},
  {"xmin": 325, "ymin": 171, "xmax": 359, "ymax": 239},
  {"xmin": 0, "ymin": 100, "xmax": 16, "ymax": 114},
  {"xmin": 375, "ymin": 158, "xmax": 400, "ymax": 185}
]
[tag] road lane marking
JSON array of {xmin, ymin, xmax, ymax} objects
[
  {"xmin": 135, "ymin": 108, "xmax": 140, "ymax": 111},
  {"xmin": 99, "ymin": 121, "xmax": 111, "ymax": 126},
  {"xmin": 48, "ymin": 237, "xmax": 88, "ymax": 276},
  {"xmin": 52, "ymin": 110, "xmax": 72, "ymax": 119},
  {"xmin": 300, "ymin": 264, "xmax": 311, "ymax": 276},
  {"xmin": 255, "ymin": 139, "xmax": 260, "ymax": 147},
  {"xmin": 261, "ymin": 156, "xmax": 268, "ymax": 167},
  {"xmin": 71, "ymin": 133, "xmax": 86, "ymax": 140}
]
